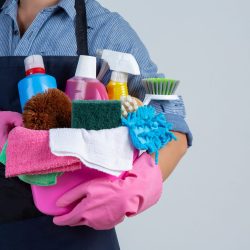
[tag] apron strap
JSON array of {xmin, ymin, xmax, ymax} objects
[
  {"xmin": 75, "ymin": 0, "xmax": 89, "ymax": 56},
  {"xmin": 0, "ymin": 0, "xmax": 89, "ymax": 56},
  {"xmin": 0, "ymin": 0, "xmax": 5, "ymax": 9}
]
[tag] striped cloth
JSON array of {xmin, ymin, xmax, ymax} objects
[{"xmin": 0, "ymin": 0, "xmax": 192, "ymax": 146}]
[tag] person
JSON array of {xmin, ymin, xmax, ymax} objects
[{"xmin": 0, "ymin": 0, "xmax": 193, "ymax": 249}]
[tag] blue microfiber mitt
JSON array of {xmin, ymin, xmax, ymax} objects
[{"xmin": 122, "ymin": 106, "xmax": 176, "ymax": 164}]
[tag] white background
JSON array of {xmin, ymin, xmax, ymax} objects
[{"xmin": 99, "ymin": 0, "xmax": 250, "ymax": 249}]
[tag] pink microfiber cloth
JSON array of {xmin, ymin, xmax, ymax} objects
[{"xmin": 5, "ymin": 127, "xmax": 81, "ymax": 178}]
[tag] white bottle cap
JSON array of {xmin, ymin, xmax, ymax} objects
[
  {"xmin": 24, "ymin": 55, "xmax": 45, "ymax": 72},
  {"xmin": 75, "ymin": 55, "xmax": 97, "ymax": 79}
]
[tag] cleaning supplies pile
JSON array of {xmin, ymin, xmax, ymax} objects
[
  {"xmin": 3, "ymin": 56, "xmax": 81, "ymax": 186},
  {"xmin": 3, "ymin": 55, "xmax": 134, "ymax": 181},
  {"xmin": 1, "ymin": 50, "xmax": 178, "ymax": 216}
]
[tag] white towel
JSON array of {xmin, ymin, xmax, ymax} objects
[{"xmin": 49, "ymin": 127, "xmax": 134, "ymax": 176}]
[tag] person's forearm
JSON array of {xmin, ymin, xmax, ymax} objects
[{"xmin": 151, "ymin": 132, "xmax": 188, "ymax": 181}]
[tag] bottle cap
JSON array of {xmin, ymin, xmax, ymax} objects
[
  {"xmin": 111, "ymin": 71, "xmax": 128, "ymax": 83},
  {"xmin": 24, "ymin": 55, "xmax": 45, "ymax": 75},
  {"xmin": 75, "ymin": 55, "xmax": 97, "ymax": 79}
]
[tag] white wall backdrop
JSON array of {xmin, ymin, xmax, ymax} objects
[{"xmin": 98, "ymin": 0, "xmax": 250, "ymax": 249}]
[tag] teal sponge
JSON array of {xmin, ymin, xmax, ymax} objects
[{"xmin": 72, "ymin": 100, "xmax": 122, "ymax": 130}]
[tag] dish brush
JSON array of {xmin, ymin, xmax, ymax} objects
[{"xmin": 142, "ymin": 78, "xmax": 180, "ymax": 105}]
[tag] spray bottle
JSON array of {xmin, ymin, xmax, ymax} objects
[
  {"xmin": 65, "ymin": 55, "xmax": 108, "ymax": 101},
  {"xmin": 18, "ymin": 55, "xmax": 57, "ymax": 111},
  {"xmin": 97, "ymin": 50, "xmax": 140, "ymax": 100}
]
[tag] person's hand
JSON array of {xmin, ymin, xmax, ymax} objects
[
  {"xmin": 0, "ymin": 111, "xmax": 23, "ymax": 151},
  {"xmin": 53, "ymin": 153, "xmax": 163, "ymax": 230}
]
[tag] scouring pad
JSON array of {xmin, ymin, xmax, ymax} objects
[{"xmin": 72, "ymin": 100, "xmax": 122, "ymax": 130}]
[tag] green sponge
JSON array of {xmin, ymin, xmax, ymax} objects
[{"xmin": 72, "ymin": 100, "xmax": 122, "ymax": 130}]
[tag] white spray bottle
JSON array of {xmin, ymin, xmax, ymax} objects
[{"xmin": 97, "ymin": 49, "xmax": 140, "ymax": 100}]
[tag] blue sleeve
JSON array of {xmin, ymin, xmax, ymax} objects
[{"xmin": 99, "ymin": 13, "xmax": 193, "ymax": 147}]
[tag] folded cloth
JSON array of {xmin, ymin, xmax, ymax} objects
[
  {"xmin": 49, "ymin": 127, "xmax": 134, "ymax": 177},
  {"xmin": 0, "ymin": 142, "xmax": 7, "ymax": 165},
  {"xmin": 5, "ymin": 127, "xmax": 81, "ymax": 178},
  {"xmin": 18, "ymin": 173, "xmax": 62, "ymax": 186},
  {"xmin": 1, "ymin": 141, "xmax": 61, "ymax": 186}
]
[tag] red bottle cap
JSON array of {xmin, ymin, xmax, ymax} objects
[
  {"xmin": 25, "ymin": 67, "xmax": 46, "ymax": 76},
  {"xmin": 24, "ymin": 55, "xmax": 46, "ymax": 76}
]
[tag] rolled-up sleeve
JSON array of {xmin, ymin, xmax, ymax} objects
[
  {"xmin": 131, "ymin": 74, "xmax": 193, "ymax": 147},
  {"xmin": 150, "ymin": 97, "xmax": 193, "ymax": 147},
  {"xmin": 100, "ymin": 14, "xmax": 193, "ymax": 147}
]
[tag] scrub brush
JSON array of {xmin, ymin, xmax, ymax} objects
[
  {"xmin": 21, "ymin": 89, "xmax": 72, "ymax": 187},
  {"xmin": 121, "ymin": 95, "xmax": 143, "ymax": 117},
  {"xmin": 142, "ymin": 78, "xmax": 180, "ymax": 105},
  {"xmin": 23, "ymin": 89, "xmax": 72, "ymax": 130}
]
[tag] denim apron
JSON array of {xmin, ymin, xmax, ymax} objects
[{"xmin": 0, "ymin": 0, "xmax": 120, "ymax": 249}]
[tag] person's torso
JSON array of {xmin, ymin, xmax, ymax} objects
[
  {"xmin": 0, "ymin": 0, "xmax": 118, "ymax": 57},
  {"xmin": 0, "ymin": 3, "xmax": 121, "ymax": 249}
]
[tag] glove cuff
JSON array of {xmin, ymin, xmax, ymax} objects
[{"xmin": 125, "ymin": 152, "xmax": 163, "ymax": 217}]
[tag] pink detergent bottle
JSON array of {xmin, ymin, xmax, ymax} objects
[{"xmin": 65, "ymin": 55, "xmax": 108, "ymax": 101}]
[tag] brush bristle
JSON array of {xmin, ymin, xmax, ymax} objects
[
  {"xmin": 142, "ymin": 78, "xmax": 180, "ymax": 95},
  {"xmin": 23, "ymin": 89, "xmax": 72, "ymax": 130}
]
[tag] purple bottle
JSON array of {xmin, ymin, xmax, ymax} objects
[{"xmin": 65, "ymin": 55, "xmax": 108, "ymax": 101}]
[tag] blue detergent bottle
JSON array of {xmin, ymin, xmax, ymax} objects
[{"xmin": 18, "ymin": 55, "xmax": 57, "ymax": 111}]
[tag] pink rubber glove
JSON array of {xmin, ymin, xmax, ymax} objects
[
  {"xmin": 53, "ymin": 152, "xmax": 163, "ymax": 230},
  {"xmin": 0, "ymin": 111, "xmax": 23, "ymax": 151}
]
